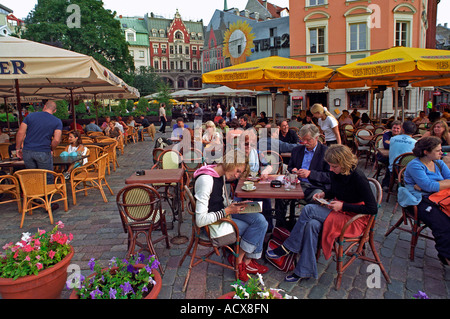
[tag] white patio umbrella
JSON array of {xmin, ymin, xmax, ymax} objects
[{"xmin": 0, "ymin": 36, "xmax": 140, "ymax": 125}]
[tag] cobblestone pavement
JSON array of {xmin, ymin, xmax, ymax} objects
[{"xmin": 0, "ymin": 128, "xmax": 449, "ymax": 300}]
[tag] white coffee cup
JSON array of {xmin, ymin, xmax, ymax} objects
[{"xmin": 243, "ymin": 181, "xmax": 254, "ymax": 190}]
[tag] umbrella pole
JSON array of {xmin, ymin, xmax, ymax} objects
[
  {"xmin": 394, "ymin": 82, "xmax": 399, "ymax": 120},
  {"xmin": 401, "ymin": 87, "xmax": 406, "ymax": 123},
  {"xmin": 70, "ymin": 89, "xmax": 76, "ymax": 128},
  {"xmin": 3, "ymin": 97, "xmax": 10, "ymax": 133},
  {"xmin": 15, "ymin": 80, "xmax": 23, "ymax": 124}
]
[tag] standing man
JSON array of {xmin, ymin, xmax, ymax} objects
[
  {"xmin": 159, "ymin": 103, "xmax": 167, "ymax": 134},
  {"xmin": 15, "ymin": 100, "xmax": 63, "ymax": 184},
  {"xmin": 193, "ymin": 102, "xmax": 203, "ymax": 123}
]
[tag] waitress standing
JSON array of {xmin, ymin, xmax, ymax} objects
[{"xmin": 310, "ymin": 103, "xmax": 341, "ymax": 146}]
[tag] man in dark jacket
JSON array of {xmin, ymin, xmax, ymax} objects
[{"xmin": 275, "ymin": 124, "xmax": 331, "ymax": 229}]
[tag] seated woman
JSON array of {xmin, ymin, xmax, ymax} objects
[
  {"xmin": 266, "ymin": 144, "xmax": 377, "ymax": 282},
  {"xmin": 193, "ymin": 150, "xmax": 269, "ymax": 281},
  {"xmin": 402, "ymin": 136, "xmax": 450, "ymax": 266},
  {"xmin": 106, "ymin": 121, "xmax": 121, "ymax": 139},
  {"xmin": 421, "ymin": 120, "xmax": 450, "ymax": 150},
  {"xmin": 60, "ymin": 130, "xmax": 88, "ymax": 179},
  {"xmin": 202, "ymin": 120, "xmax": 222, "ymax": 146}
]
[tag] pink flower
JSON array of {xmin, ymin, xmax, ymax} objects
[
  {"xmin": 38, "ymin": 229, "xmax": 46, "ymax": 236},
  {"xmin": 13, "ymin": 251, "xmax": 18, "ymax": 259},
  {"xmin": 56, "ymin": 221, "xmax": 64, "ymax": 229},
  {"xmin": 36, "ymin": 263, "xmax": 43, "ymax": 270},
  {"xmin": 2, "ymin": 242, "xmax": 13, "ymax": 250},
  {"xmin": 25, "ymin": 255, "xmax": 30, "ymax": 261},
  {"xmin": 34, "ymin": 239, "xmax": 40, "ymax": 247},
  {"xmin": 48, "ymin": 250, "xmax": 56, "ymax": 259},
  {"xmin": 23, "ymin": 244, "xmax": 33, "ymax": 252},
  {"xmin": 36, "ymin": 255, "xmax": 41, "ymax": 260}
]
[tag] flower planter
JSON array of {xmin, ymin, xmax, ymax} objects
[
  {"xmin": 0, "ymin": 246, "xmax": 74, "ymax": 299},
  {"xmin": 218, "ymin": 291, "xmax": 236, "ymax": 299},
  {"xmin": 69, "ymin": 264, "xmax": 162, "ymax": 299}
]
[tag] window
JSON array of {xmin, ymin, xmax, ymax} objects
[
  {"xmin": 308, "ymin": 0, "xmax": 325, "ymax": 6},
  {"xmin": 154, "ymin": 60, "xmax": 159, "ymax": 70},
  {"xmin": 129, "ymin": 50, "xmax": 134, "ymax": 57},
  {"xmin": 192, "ymin": 46, "xmax": 197, "ymax": 55},
  {"xmin": 126, "ymin": 32, "xmax": 135, "ymax": 42},
  {"xmin": 139, "ymin": 51, "xmax": 144, "ymax": 58},
  {"xmin": 161, "ymin": 45, "xmax": 167, "ymax": 54},
  {"xmin": 169, "ymin": 45, "xmax": 174, "ymax": 54},
  {"xmin": 162, "ymin": 60, "xmax": 167, "ymax": 70},
  {"xmin": 185, "ymin": 46, "xmax": 189, "ymax": 55},
  {"xmin": 153, "ymin": 44, "xmax": 158, "ymax": 54},
  {"xmin": 347, "ymin": 91, "xmax": 368, "ymax": 109},
  {"xmin": 175, "ymin": 31, "xmax": 184, "ymax": 40},
  {"xmin": 170, "ymin": 61, "xmax": 175, "ymax": 69},
  {"xmin": 186, "ymin": 62, "xmax": 190, "ymax": 70},
  {"xmin": 309, "ymin": 27, "xmax": 325, "ymax": 53},
  {"xmin": 349, "ymin": 23, "xmax": 367, "ymax": 51},
  {"xmin": 193, "ymin": 61, "xmax": 197, "ymax": 70},
  {"xmin": 395, "ymin": 21, "xmax": 409, "ymax": 47}
]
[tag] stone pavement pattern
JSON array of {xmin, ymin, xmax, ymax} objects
[{"xmin": 0, "ymin": 128, "xmax": 449, "ymax": 299}]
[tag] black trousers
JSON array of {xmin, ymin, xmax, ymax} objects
[
  {"xmin": 418, "ymin": 198, "xmax": 450, "ymax": 259},
  {"xmin": 159, "ymin": 116, "xmax": 166, "ymax": 133}
]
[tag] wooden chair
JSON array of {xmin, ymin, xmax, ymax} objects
[
  {"xmin": 116, "ymin": 134, "xmax": 125, "ymax": 155},
  {"xmin": 81, "ymin": 137, "xmax": 94, "ymax": 144},
  {"xmin": 354, "ymin": 128, "xmax": 373, "ymax": 168},
  {"xmin": 340, "ymin": 124, "xmax": 355, "ymax": 148},
  {"xmin": 384, "ymin": 167, "xmax": 433, "ymax": 260},
  {"xmin": 0, "ymin": 143, "xmax": 10, "ymax": 160},
  {"xmin": 182, "ymin": 147, "xmax": 204, "ymax": 189},
  {"xmin": 126, "ymin": 126, "xmax": 138, "ymax": 144},
  {"xmin": 53, "ymin": 145, "xmax": 66, "ymax": 157},
  {"xmin": 371, "ymin": 135, "xmax": 387, "ymax": 180},
  {"xmin": 14, "ymin": 169, "xmax": 68, "ymax": 228},
  {"xmin": 179, "ymin": 185, "xmax": 240, "ymax": 292},
  {"xmin": 152, "ymin": 148, "xmax": 164, "ymax": 166},
  {"xmin": 116, "ymin": 184, "xmax": 170, "ymax": 274},
  {"xmin": 87, "ymin": 131, "xmax": 104, "ymax": 137},
  {"xmin": 69, "ymin": 154, "xmax": 113, "ymax": 205},
  {"xmin": 322, "ymin": 178, "xmax": 391, "ymax": 290},
  {"xmin": 418, "ymin": 123, "xmax": 428, "ymax": 135},
  {"xmin": 85, "ymin": 145, "xmax": 104, "ymax": 164},
  {"xmin": 142, "ymin": 124, "xmax": 156, "ymax": 141},
  {"xmin": 373, "ymin": 126, "xmax": 386, "ymax": 136},
  {"xmin": 386, "ymin": 152, "xmax": 416, "ymax": 203},
  {"xmin": 102, "ymin": 138, "xmax": 119, "ymax": 174},
  {"xmin": 0, "ymin": 174, "xmax": 21, "ymax": 214},
  {"xmin": 259, "ymin": 150, "xmax": 283, "ymax": 174}
]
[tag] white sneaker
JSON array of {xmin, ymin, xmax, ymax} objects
[{"xmin": 63, "ymin": 172, "xmax": 70, "ymax": 180}]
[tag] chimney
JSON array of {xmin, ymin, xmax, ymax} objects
[{"xmin": 264, "ymin": 0, "xmax": 268, "ymax": 9}]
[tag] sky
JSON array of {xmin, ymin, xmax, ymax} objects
[
  {"xmin": 3, "ymin": 0, "xmax": 447, "ymax": 24},
  {"xmin": 1, "ymin": 0, "xmax": 289, "ymax": 21},
  {"xmin": 1, "ymin": 0, "xmax": 448, "ymax": 25}
]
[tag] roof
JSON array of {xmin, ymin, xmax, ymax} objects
[{"xmin": 116, "ymin": 17, "xmax": 149, "ymax": 46}]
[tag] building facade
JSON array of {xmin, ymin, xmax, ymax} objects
[
  {"xmin": 203, "ymin": 0, "xmax": 290, "ymax": 74},
  {"xmin": 288, "ymin": 0, "xmax": 439, "ymax": 118},
  {"xmin": 118, "ymin": 10, "xmax": 204, "ymax": 91}
]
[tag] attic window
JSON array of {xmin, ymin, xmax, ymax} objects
[{"xmin": 122, "ymin": 24, "xmax": 127, "ymax": 28}]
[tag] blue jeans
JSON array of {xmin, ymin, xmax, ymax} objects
[
  {"xmin": 283, "ymin": 204, "xmax": 331, "ymax": 279},
  {"xmin": 232, "ymin": 213, "xmax": 268, "ymax": 259},
  {"xmin": 22, "ymin": 150, "xmax": 54, "ymax": 184}
]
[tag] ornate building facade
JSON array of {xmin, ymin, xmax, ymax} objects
[{"xmin": 118, "ymin": 10, "xmax": 204, "ymax": 91}]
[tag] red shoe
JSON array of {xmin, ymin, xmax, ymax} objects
[
  {"xmin": 238, "ymin": 262, "xmax": 249, "ymax": 282},
  {"xmin": 246, "ymin": 259, "xmax": 269, "ymax": 274},
  {"xmin": 227, "ymin": 254, "xmax": 236, "ymax": 267}
]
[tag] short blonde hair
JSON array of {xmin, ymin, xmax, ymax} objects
[
  {"xmin": 219, "ymin": 150, "xmax": 249, "ymax": 178},
  {"xmin": 324, "ymin": 144, "xmax": 358, "ymax": 175},
  {"xmin": 205, "ymin": 120, "xmax": 215, "ymax": 128}
]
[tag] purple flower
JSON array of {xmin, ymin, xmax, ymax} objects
[
  {"xmin": 109, "ymin": 288, "xmax": 117, "ymax": 299},
  {"xmin": 127, "ymin": 264, "xmax": 138, "ymax": 274},
  {"xmin": 151, "ymin": 259, "xmax": 160, "ymax": 270},
  {"xmin": 142, "ymin": 286, "xmax": 148, "ymax": 293},
  {"xmin": 138, "ymin": 253, "xmax": 145, "ymax": 263},
  {"xmin": 120, "ymin": 282, "xmax": 134, "ymax": 295},
  {"xmin": 88, "ymin": 258, "xmax": 96, "ymax": 271},
  {"xmin": 413, "ymin": 291, "xmax": 429, "ymax": 299},
  {"xmin": 145, "ymin": 264, "xmax": 152, "ymax": 274},
  {"xmin": 90, "ymin": 288, "xmax": 103, "ymax": 299}
]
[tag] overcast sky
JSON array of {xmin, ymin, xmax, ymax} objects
[{"xmin": 1, "ymin": 0, "xmax": 448, "ymax": 25}]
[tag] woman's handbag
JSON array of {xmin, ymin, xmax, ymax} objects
[
  {"xmin": 265, "ymin": 227, "xmax": 297, "ymax": 272},
  {"xmin": 428, "ymin": 189, "xmax": 450, "ymax": 218}
]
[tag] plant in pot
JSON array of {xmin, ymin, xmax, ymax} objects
[
  {"xmin": 220, "ymin": 273, "xmax": 298, "ymax": 299},
  {"xmin": 0, "ymin": 221, "xmax": 74, "ymax": 299},
  {"xmin": 70, "ymin": 253, "xmax": 162, "ymax": 299}
]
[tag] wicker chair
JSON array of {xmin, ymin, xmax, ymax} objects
[
  {"xmin": 116, "ymin": 184, "xmax": 170, "ymax": 274},
  {"xmin": 354, "ymin": 128, "xmax": 373, "ymax": 168},
  {"xmin": 259, "ymin": 150, "xmax": 283, "ymax": 174},
  {"xmin": 14, "ymin": 169, "xmax": 68, "ymax": 228},
  {"xmin": 0, "ymin": 143, "xmax": 10, "ymax": 160},
  {"xmin": 101, "ymin": 138, "xmax": 119, "ymax": 174},
  {"xmin": 87, "ymin": 131, "xmax": 105, "ymax": 137},
  {"xmin": 385, "ymin": 167, "xmax": 434, "ymax": 260},
  {"xmin": 386, "ymin": 152, "xmax": 416, "ymax": 203},
  {"xmin": 179, "ymin": 185, "xmax": 240, "ymax": 292},
  {"xmin": 0, "ymin": 174, "xmax": 21, "ymax": 214},
  {"xmin": 320, "ymin": 178, "xmax": 391, "ymax": 290},
  {"xmin": 69, "ymin": 154, "xmax": 113, "ymax": 205}
]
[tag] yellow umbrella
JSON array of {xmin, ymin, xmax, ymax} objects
[
  {"xmin": 202, "ymin": 56, "xmax": 333, "ymax": 121},
  {"xmin": 328, "ymin": 46, "xmax": 450, "ymax": 89},
  {"xmin": 202, "ymin": 56, "xmax": 333, "ymax": 91}
]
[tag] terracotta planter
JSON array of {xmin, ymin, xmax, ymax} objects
[
  {"xmin": 69, "ymin": 264, "xmax": 162, "ymax": 299},
  {"xmin": 218, "ymin": 291, "xmax": 236, "ymax": 299},
  {"xmin": 0, "ymin": 246, "xmax": 74, "ymax": 299}
]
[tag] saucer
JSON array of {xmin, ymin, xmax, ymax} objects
[{"xmin": 241, "ymin": 186, "xmax": 256, "ymax": 192}]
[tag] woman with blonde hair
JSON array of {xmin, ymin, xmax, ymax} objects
[
  {"xmin": 193, "ymin": 150, "xmax": 268, "ymax": 281},
  {"xmin": 266, "ymin": 144, "xmax": 377, "ymax": 283},
  {"xmin": 422, "ymin": 119, "xmax": 450, "ymax": 147},
  {"xmin": 310, "ymin": 103, "xmax": 341, "ymax": 145},
  {"xmin": 202, "ymin": 120, "xmax": 222, "ymax": 145}
]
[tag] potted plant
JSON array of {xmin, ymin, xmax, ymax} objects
[
  {"xmin": 219, "ymin": 273, "xmax": 298, "ymax": 299},
  {"xmin": 69, "ymin": 254, "xmax": 162, "ymax": 299},
  {"xmin": 0, "ymin": 221, "xmax": 74, "ymax": 299}
]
